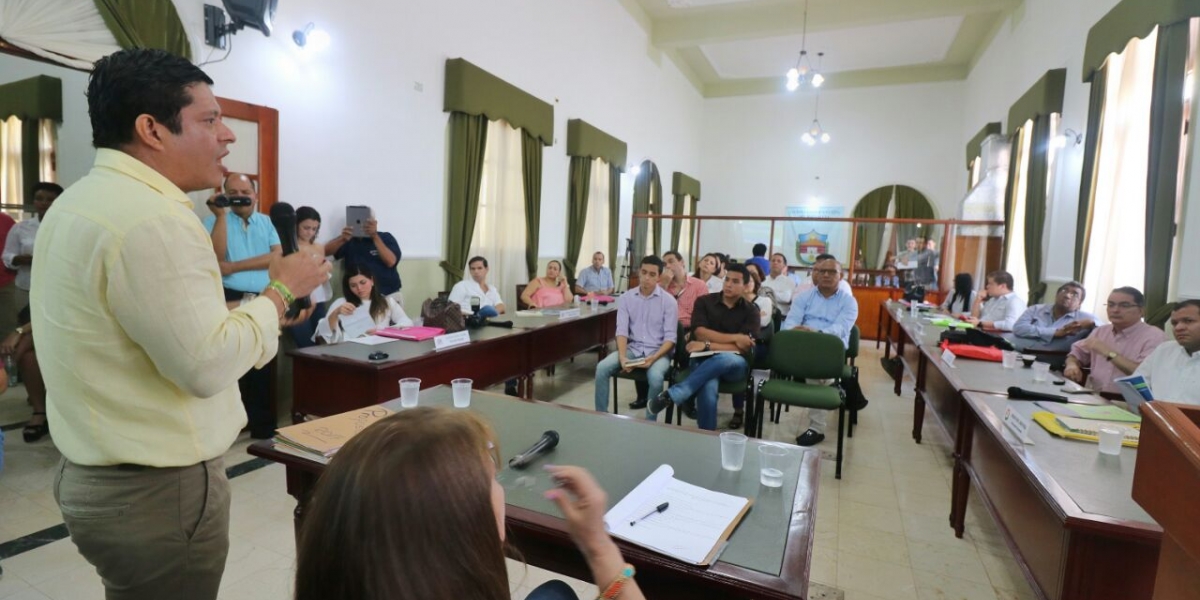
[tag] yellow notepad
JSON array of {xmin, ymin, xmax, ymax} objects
[{"xmin": 1031, "ymin": 412, "xmax": 1140, "ymax": 448}]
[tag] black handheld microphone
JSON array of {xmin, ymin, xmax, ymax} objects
[
  {"xmin": 508, "ymin": 430, "xmax": 560, "ymax": 470},
  {"xmin": 267, "ymin": 202, "xmax": 312, "ymax": 316}
]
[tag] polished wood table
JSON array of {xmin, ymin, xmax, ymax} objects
[
  {"xmin": 289, "ymin": 305, "xmax": 617, "ymax": 419},
  {"xmin": 250, "ymin": 387, "xmax": 821, "ymax": 600}
]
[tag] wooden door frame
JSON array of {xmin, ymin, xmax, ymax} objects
[{"xmin": 217, "ymin": 96, "xmax": 279, "ymax": 215}]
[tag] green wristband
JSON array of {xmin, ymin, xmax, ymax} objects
[{"xmin": 267, "ymin": 280, "xmax": 295, "ymax": 305}]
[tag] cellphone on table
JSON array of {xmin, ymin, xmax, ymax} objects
[{"xmin": 346, "ymin": 205, "xmax": 372, "ymax": 238}]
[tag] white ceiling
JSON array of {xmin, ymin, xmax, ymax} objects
[{"xmin": 700, "ymin": 15, "xmax": 964, "ymax": 79}]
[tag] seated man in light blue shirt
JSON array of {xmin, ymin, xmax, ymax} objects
[
  {"xmin": 965, "ymin": 270, "xmax": 1027, "ymax": 331},
  {"xmin": 594, "ymin": 256, "xmax": 676, "ymax": 412},
  {"xmin": 575, "ymin": 251, "xmax": 615, "ymax": 296},
  {"xmin": 782, "ymin": 255, "xmax": 859, "ymax": 447},
  {"xmin": 1011, "ymin": 281, "xmax": 1096, "ymax": 352}
]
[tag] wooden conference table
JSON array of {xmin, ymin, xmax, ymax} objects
[
  {"xmin": 289, "ymin": 304, "xmax": 618, "ymax": 420},
  {"xmin": 249, "ymin": 386, "xmax": 821, "ymax": 600},
  {"xmin": 879, "ymin": 302, "xmax": 1162, "ymax": 600}
]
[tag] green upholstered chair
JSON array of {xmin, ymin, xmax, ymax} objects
[
  {"xmin": 756, "ymin": 330, "xmax": 848, "ymax": 478},
  {"xmin": 844, "ymin": 325, "xmax": 861, "ymax": 435},
  {"xmin": 667, "ymin": 325, "xmax": 751, "ymax": 429}
]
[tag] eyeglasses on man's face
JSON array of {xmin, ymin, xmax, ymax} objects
[
  {"xmin": 813, "ymin": 268, "xmax": 839, "ymax": 276},
  {"xmin": 1106, "ymin": 302, "xmax": 1138, "ymax": 310}
]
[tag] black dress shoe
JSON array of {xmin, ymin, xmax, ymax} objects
[
  {"xmin": 629, "ymin": 398, "xmax": 648, "ymax": 410},
  {"xmin": 647, "ymin": 390, "xmax": 671, "ymax": 416},
  {"xmin": 683, "ymin": 399, "xmax": 698, "ymax": 420},
  {"xmin": 795, "ymin": 429, "xmax": 826, "ymax": 446}
]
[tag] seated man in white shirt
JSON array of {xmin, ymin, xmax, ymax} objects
[
  {"xmin": 763, "ymin": 252, "xmax": 798, "ymax": 315},
  {"xmin": 449, "ymin": 256, "xmax": 507, "ymax": 317},
  {"xmin": 964, "ymin": 270, "xmax": 1026, "ymax": 331},
  {"xmin": 795, "ymin": 253, "xmax": 854, "ymax": 296},
  {"xmin": 1134, "ymin": 299, "xmax": 1200, "ymax": 405}
]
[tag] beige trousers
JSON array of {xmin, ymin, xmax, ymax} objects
[{"xmin": 54, "ymin": 457, "xmax": 231, "ymax": 600}]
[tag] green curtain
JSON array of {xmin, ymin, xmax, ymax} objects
[
  {"xmin": 1144, "ymin": 21, "xmax": 1189, "ymax": 326},
  {"xmin": 1001, "ymin": 134, "xmax": 1021, "ymax": 271},
  {"xmin": 440, "ymin": 113, "xmax": 488, "ymax": 288},
  {"xmin": 608, "ymin": 164, "xmax": 621, "ymax": 274},
  {"xmin": 632, "ymin": 161, "xmax": 659, "ymax": 260},
  {"xmin": 852, "ymin": 186, "xmax": 893, "ymax": 269},
  {"xmin": 563, "ymin": 156, "xmax": 593, "ymax": 285},
  {"xmin": 670, "ymin": 193, "xmax": 685, "ymax": 251},
  {"xmin": 93, "ymin": 0, "xmax": 192, "ymax": 59},
  {"xmin": 1022, "ymin": 115, "xmax": 1052, "ymax": 305},
  {"xmin": 444, "ymin": 59, "xmax": 553, "ymax": 145},
  {"xmin": 689, "ymin": 197, "xmax": 700, "ymax": 264},
  {"xmin": 521, "ymin": 130, "xmax": 544, "ymax": 280},
  {"xmin": 1074, "ymin": 68, "xmax": 1107, "ymax": 281}
]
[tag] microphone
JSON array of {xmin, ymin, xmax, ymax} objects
[
  {"xmin": 267, "ymin": 202, "xmax": 311, "ymax": 316},
  {"xmin": 507, "ymin": 430, "xmax": 560, "ymax": 470}
]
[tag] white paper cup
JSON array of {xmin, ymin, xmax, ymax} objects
[
  {"xmin": 1032, "ymin": 362, "xmax": 1050, "ymax": 383},
  {"xmin": 1097, "ymin": 426, "xmax": 1124, "ymax": 455},
  {"xmin": 452, "ymin": 378, "xmax": 473, "ymax": 408},
  {"xmin": 720, "ymin": 432, "xmax": 747, "ymax": 471},
  {"xmin": 1002, "ymin": 350, "xmax": 1018, "ymax": 369},
  {"xmin": 399, "ymin": 378, "xmax": 421, "ymax": 408},
  {"xmin": 758, "ymin": 443, "xmax": 789, "ymax": 487}
]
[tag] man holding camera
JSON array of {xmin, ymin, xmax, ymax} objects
[
  {"xmin": 203, "ymin": 172, "xmax": 281, "ymax": 440},
  {"xmin": 325, "ymin": 212, "xmax": 402, "ymax": 295}
]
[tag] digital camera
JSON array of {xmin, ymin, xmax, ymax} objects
[{"xmin": 210, "ymin": 194, "xmax": 253, "ymax": 208}]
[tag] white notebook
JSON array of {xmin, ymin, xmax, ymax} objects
[{"xmin": 603, "ymin": 464, "xmax": 751, "ymax": 565}]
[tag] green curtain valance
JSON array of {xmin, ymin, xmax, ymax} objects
[
  {"xmin": 0, "ymin": 76, "xmax": 62, "ymax": 122},
  {"xmin": 1082, "ymin": 0, "xmax": 1200, "ymax": 83},
  {"xmin": 672, "ymin": 172, "xmax": 700, "ymax": 200},
  {"xmin": 1006, "ymin": 69, "xmax": 1066, "ymax": 135},
  {"xmin": 444, "ymin": 58, "xmax": 553, "ymax": 146},
  {"xmin": 566, "ymin": 119, "xmax": 626, "ymax": 171},
  {"xmin": 94, "ymin": 0, "xmax": 192, "ymax": 60},
  {"xmin": 965, "ymin": 122, "xmax": 1002, "ymax": 169}
]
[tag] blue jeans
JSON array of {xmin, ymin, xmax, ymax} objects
[
  {"xmin": 594, "ymin": 350, "xmax": 670, "ymax": 412},
  {"xmin": 658, "ymin": 352, "xmax": 748, "ymax": 430},
  {"xmin": 289, "ymin": 301, "xmax": 328, "ymax": 348}
]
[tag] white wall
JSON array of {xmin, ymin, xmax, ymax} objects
[
  {"xmin": 165, "ymin": 0, "xmax": 703, "ymax": 264},
  {"xmin": 697, "ymin": 81, "xmax": 966, "ymax": 258},
  {"xmin": 0, "ymin": 53, "xmax": 94, "ymax": 196}
]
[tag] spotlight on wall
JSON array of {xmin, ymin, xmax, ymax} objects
[
  {"xmin": 204, "ymin": 0, "xmax": 278, "ymax": 49},
  {"xmin": 293, "ymin": 22, "xmax": 330, "ymax": 50},
  {"xmin": 1052, "ymin": 128, "xmax": 1083, "ymax": 149}
]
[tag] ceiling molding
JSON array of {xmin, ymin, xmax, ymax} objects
[
  {"xmin": 704, "ymin": 63, "xmax": 968, "ymax": 98},
  {"xmin": 650, "ymin": 0, "xmax": 1017, "ymax": 48},
  {"xmin": 617, "ymin": 0, "xmax": 654, "ymax": 35},
  {"xmin": 663, "ymin": 48, "xmax": 708, "ymax": 94}
]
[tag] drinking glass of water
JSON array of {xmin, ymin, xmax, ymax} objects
[
  {"xmin": 399, "ymin": 378, "xmax": 421, "ymax": 408},
  {"xmin": 757, "ymin": 443, "xmax": 789, "ymax": 488},
  {"xmin": 719, "ymin": 432, "xmax": 747, "ymax": 471},
  {"xmin": 452, "ymin": 378, "xmax": 473, "ymax": 408}
]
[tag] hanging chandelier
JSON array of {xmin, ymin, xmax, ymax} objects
[
  {"xmin": 785, "ymin": 0, "xmax": 824, "ymax": 91},
  {"xmin": 801, "ymin": 92, "xmax": 831, "ymax": 146}
]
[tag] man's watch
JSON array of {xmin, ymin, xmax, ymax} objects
[
  {"xmin": 14, "ymin": 326, "xmax": 24, "ymax": 336},
  {"xmin": 1105, "ymin": 351, "xmax": 1118, "ymax": 361},
  {"xmin": 704, "ymin": 341, "xmax": 711, "ymax": 351}
]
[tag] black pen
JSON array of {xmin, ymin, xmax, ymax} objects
[{"xmin": 630, "ymin": 502, "xmax": 670, "ymax": 526}]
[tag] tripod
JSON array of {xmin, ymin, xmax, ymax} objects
[{"xmin": 617, "ymin": 237, "xmax": 634, "ymax": 292}]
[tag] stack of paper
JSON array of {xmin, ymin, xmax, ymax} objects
[
  {"xmin": 603, "ymin": 464, "xmax": 751, "ymax": 565},
  {"xmin": 274, "ymin": 405, "xmax": 395, "ymax": 464}
]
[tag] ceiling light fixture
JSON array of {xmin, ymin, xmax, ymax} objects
[
  {"xmin": 785, "ymin": 0, "xmax": 824, "ymax": 91},
  {"xmin": 293, "ymin": 22, "xmax": 330, "ymax": 51},
  {"xmin": 801, "ymin": 93, "xmax": 831, "ymax": 146}
]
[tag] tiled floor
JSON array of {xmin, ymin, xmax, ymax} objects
[{"xmin": 0, "ymin": 343, "xmax": 1037, "ymax": 600}]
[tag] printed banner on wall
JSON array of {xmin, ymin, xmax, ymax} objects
[{"xmin": 784, "ymin": 206, "xmax": 848, "ymax": 267}]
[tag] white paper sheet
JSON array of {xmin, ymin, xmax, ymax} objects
[
  {"xmin": 347, "ymin": 335, "xmax": 393, "ymax": 346},
  {"xmin": 338, "ymin": 310, "xmax": 377, "ymax": 340}
]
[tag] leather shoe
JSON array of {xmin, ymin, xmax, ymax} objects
[
  {"xmin": 647, "ymin": 390, "xmax": 671, "ymax": 416},
  {"xmin": 728, "ymin": 411, "xmax": 744, "ymax": 430},
  {"xmin": 683, "ymin": 400, "xmax": 698, "ymax": 420},
  {"xmin": 629, "ymin": 398, "xmax": 648, "ymax": 410},
  {"xmin": 795, "ymin": 429, "xmax": 825, "ymax": 446}
]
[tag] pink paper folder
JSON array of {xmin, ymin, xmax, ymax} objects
[
  {"xmin": 375, "ymin": 326, "xmax": 445, "ymax": 341},
  {"xmin": 590, "ymin": 295, "xmax": 616, "ymax": 303}
]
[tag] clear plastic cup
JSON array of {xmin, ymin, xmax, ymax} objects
[
  {"xmin": 758, "ymin": 443, "xmax": 789, "ymax": 487},
  {"xmin": 452, "ymin": 378, "xmax": 473, "ymax": 408},
  {"xmin": 1002, "ymin": 350, "xmax": 1018, "ymax": 369},
  {"xmin": 720, "ymin": 432, "xmax": 747, "ymax": 471},
  {"xmin": 1097, "ymin": 426, "xmax": 1124, "ymax": 455},
  {"xmin": 399, "ymin": 378, "xmax": 421, "ymax": 408},
  {"xmin": 1032, "ymin": 362, "xmax": 1050, "ymax": 383}
]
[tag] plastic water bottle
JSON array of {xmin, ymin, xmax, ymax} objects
[
  {"xmin": 590, "ymin": 296, "xmax": 598, "ymax": 311},
  {"xmin": 5, "ymin": 355, "xmax": 18, "ymax": 385},
  {"xmin": 573, "ymin": 295, "xmax": 580, "ymax": 306}
]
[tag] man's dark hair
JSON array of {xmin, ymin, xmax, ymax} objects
[
  {"xmin": 987, "ymin": 270, "xmax": 1015, "ymax": 290},
  {"xmin": 1110, "ymin": 286, "xmax": 1144, "ymax": 306},
  {"xmin": 663, "ymin": 250, "xmax": 683, "ymax": 262},
  {"xmin": 752, "ymin": 243, "xmax": 767, "ymax": 257},
  {"xmin": 771, "ymin": 252, "xmax": 788, "ymax": 265},
  {"xmin": 724, "ymin": 262, "xmax": 750, "ymax": 284},
  {"xmin": 815, "ymin": 253, "xmax": 837, "ymax": 263},
  {"xmin": 88, "ymin": 48, "xmax": 214, "ymax": 149},
  {"xmin": 1059, "ymin": 280, "xmax": 1086, "ymax": 301},
  {"xmin": 32, "ymin": 182, "xmax": 64, "ymax": 197},
  {"xmin": 1174, "ymin": 299, "xmax": 1200, "ymax": 314},
  {"xmin": 468, "ymin": 256, "xmax": 489, "ymax": 268},
  {"xmin": 640, "ymin": 255, "xmax": 663, "ymax": 275}
]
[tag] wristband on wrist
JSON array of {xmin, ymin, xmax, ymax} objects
[
  {"xmin": 596, "ymin": 564, "xmax": 635, "ymax": 600},
  {"xmin": 266, "ymin": 280, "xmax": 295, "ymax": 305}
]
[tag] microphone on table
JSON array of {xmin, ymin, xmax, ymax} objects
[
  {"xmin": 268, "ymin": 202, "xmax": 312, "ymax": 318},
  {"xmin": 508, "ymin": 430, "xmax": 560, "ymax": 470}
]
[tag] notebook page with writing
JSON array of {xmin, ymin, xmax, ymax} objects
[{"xmin": 603, "ymin": 464, "xmax": 751, "ymax": 565}]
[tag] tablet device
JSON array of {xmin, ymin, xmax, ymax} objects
[{"xmin": 347, "ymin": 205, "xmax": 372, "ymax": 238}]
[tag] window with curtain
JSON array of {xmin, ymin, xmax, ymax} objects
[
  {"xmin": 38, "ymin": 118, "xmax": 56, "ymax": 182},
  {"xmin": 1081, "ymin": 31, "xmax": 1157, "ymax": 316},
  {"xmin": 0, "ymin": 116, "xmax": 21, "ymax": 209},
  {"xmin": 678, "ymin": 196, "xmax": 694, "ymax": 262},
  {"xmin": 469, "ymin": 119, "xmax": 527, "ymax": 305},
  {"xmin": 970, "ymin": 157, "xmax": 982, "ymax": 189},
  {"xmin": 1005, "ymin": 123, "xmax": 1033, "ymax": 301},
  {"xmin": 575, "ymin": 158, "xmax": 611, "ymax": 276}
]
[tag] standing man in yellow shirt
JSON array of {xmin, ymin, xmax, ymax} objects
[{"xmin": 30, "ymin": 49, "xmax": 329, "ymax": 600}]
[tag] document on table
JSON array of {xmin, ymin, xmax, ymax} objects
[
  {"xmin": 603, "ymin": 464, "xmax": 751, "ymax": 565},
  {"xmin": 347, "ymin": 335, "xmax": 393, "ymax": 346},
  {"xmin": 338, "ymin": 310, "xmax": 377, "ymax": 341}
]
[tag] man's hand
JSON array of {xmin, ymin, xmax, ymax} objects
[
  {"xmin": 685, "ymin": 340, "xmax": 706, "ymax": 353},
  {"xmin": 1074, "ymin": 319, "xmax": 1096, "ymax": 331},
  {"xmin": 363, "ymin": 219, "xmax": 379, "ymax": 237},
  {"xmin": 0, "ymin": 331, "xmax": 19, "ymax": 356},
  {"xmin": 339, "ymin": 226, "xmax": 354, "ymax": 241},
  {"xmin": 218, "ymin": 261, "xmax": 235, "ymax": 276},
  {"xmin": 1079, "ymin": 337, "xmax": 1113, "ymax": 357},
  {"xmin": 205, "ymin": 193, "xmax": 227, "ymax": 217},
  {"xmin": 963, "ymin": 316, "xmax": 981, "ymax": 326},
  {"xmin": 791, "ymin": 325, "xmax": 815, "ymax": 332},
  {"xmin": 1063, "ymin": 362, "xmax": 1085, "ymax": 384},
  {"xmin": 269, "ymin": 252, "xmax": 331, "ymax": 299},
  {"xmin": 734, "ymin": 334, "xmax": 754, "ymax": 352}
]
